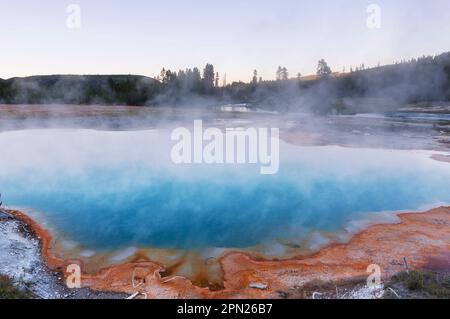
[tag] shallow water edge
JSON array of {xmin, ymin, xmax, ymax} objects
[{"xmin": 3, "ymin": 206, "xmax": 449, "ymax": 299}]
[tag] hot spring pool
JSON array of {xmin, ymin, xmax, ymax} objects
[{"xmin": 1, "ymin": 129, "xmax": 450, "ymax": 255}]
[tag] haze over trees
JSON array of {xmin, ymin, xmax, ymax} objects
[
  {"xmin": 276, "ymin": 66, "xmax": 289, "ymax": 81},
  {"xmin": 1, "ymin": 53, "xmax": 450, "ymax": 114},
  {"xmin": 252, "ymin": 70, "xmax": 258, "ymax": 86},
  {"xmin": 317, "ymin": 59, "xmax": 332, "ymax": 78}
]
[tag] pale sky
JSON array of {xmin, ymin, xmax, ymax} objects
[{"xmin": 1, "ymin": 0, "xmax": 450, "ymax": 82}]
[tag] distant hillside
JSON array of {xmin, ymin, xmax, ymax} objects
[
  {"xmin": 223, "ymin": 52, "xmax": 450, "ymax": 112},
  {"xmin": 0, "ymin": 75, "xmax": 160, "ymax": 106},
  {"xmin": 1, "ymin": 52, "xmax": 450, "ymax": 112}
]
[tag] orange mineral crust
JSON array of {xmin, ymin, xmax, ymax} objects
[{"xmin": 8, "ymin": 207, "xmax": 450, "ymax": 299}]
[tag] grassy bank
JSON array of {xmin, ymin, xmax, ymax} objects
[
  {"xmin": 385, "ymin": 270, "xmax": 450, "ymax": 299},
  {"xmin": 0, "ymin": 275, "xmax": 33, "ymax": 299}
]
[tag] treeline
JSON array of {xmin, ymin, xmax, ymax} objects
[
  {"xmin": 0, "ymin": 75, "xmax": 161, "ymax": 105},
  {"xmin": 335, "ymin": 53, "xmax": 450, "ymax": 102},
  {"xmin": 221, "ymin": 52, "xmax": 450, "ymax": 113},
  {"xmin": 1, "ymin": 52, "xmax": 450, "ymax": 113}
]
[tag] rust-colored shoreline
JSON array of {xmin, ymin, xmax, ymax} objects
[{"xmin": 6, "ymin": 207, "xmax": 450, "ymax": 299}]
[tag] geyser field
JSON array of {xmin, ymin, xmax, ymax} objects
[
  {"xmin": 1, "ymin": 125, "xmax": 449, "ymax": 276},
  {"xmin": 2, "ymin": 0, "xmax": 450, "ymax": 301}
]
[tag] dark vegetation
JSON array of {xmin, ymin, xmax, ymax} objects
[
  {"xmin": 385, "ymin": 270, "xmax": 450, "ymax": 299},
  {"xmin": 0, "ymin": 275, "xmax": 33, "ymax": 299},
  {"xmin": 0, "ymin": 74, "xmax": 160, "ymax": 106},
  {"xmin": 277, "ymin": 270, "xmax": 450, "ymax": 299},
  {"xmin": 1, "ymin": 52, "xmax": 450, "ymax": 113}
]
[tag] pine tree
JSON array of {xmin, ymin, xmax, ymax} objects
[
  {"xmin": 202, "ymin": 64, "xmax": 215, "ymax": 92},
  {"xmin": 317, "ymin": 59, "xmax": 332, "ymax": 78},
  {"xmin": 252, "ymin": 70, "xmax": 258, "ymax": 85},
  {"xmin": 276, "ymin": 66, "xmax": 283, "ymax": 81},
  {"xmin": 281, "ymin": 67, "xmax": 288, "ymax": 80}
]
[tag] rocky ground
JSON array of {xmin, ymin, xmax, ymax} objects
[{"xmin": 0, "ymin": 210, "xmax": 126, "ymax": 299}]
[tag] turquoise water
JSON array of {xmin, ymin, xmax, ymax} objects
[{"xmin": 1, "ymin": 129, "xmax": 450, "ymax": 251}]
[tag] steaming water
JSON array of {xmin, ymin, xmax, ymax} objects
[
  {"xmin": 1, "ymin": 129, "xmax": 450, "ymax": 255},
  {"xmin": 346, "ymin": 112, "xmax": 450, "ymax": 122}
]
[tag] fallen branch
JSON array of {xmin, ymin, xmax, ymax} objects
[
  {"xmin": 126, "ymin": 292, "xmax": 140, "ymax": 300},
  {"xmin": 387, "ymin": 287, "xmax": 400, "ymax": 298}
]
